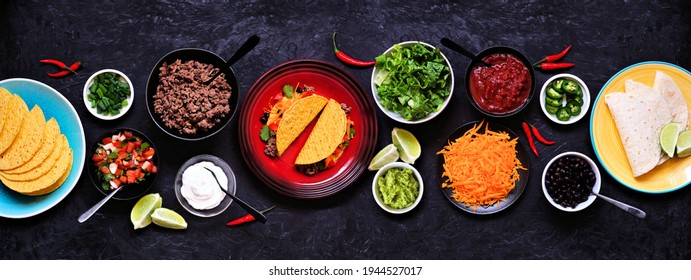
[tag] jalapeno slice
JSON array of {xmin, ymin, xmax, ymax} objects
[
  {"xmin": 545, "ymin": 104, "xmax": 560, "ymax": 114},
  {"xmin": 562, "ymin": 80, "xmax": 580, "ymax": 95},
  {"xmin": 552, "ymin": 79, "xmax": 565, "ymax": 93},
  {"xmin": 546, "ymin": 87, "xmax": 563, "ymax": 99},
  {"xmin": 545, "ymin": 97, "xmax": 562, "ymax": 107},
  {"xmin": 566, "ymin": 100, "xmax": 582, "ymax": 116},
  {"xmin": 556, "ymin": 107, "xmax": 571, "ymax": 121}
]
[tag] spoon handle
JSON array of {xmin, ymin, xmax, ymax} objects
[
  {"xmin": 204, "ymin": 34, "xmax": 261, "ymax": 84},
  {"xmin": 440, "ymin": 37, "xmax": 477, "ymax": 59},
  {"xmin": 593, "ymin": 192, "xmax": 646, "ymax": 219},
  {"xmin": 203, "ymin": 167, "xmax": 267, "ymax": 223},
  {"xmin": 225, "ymin": 34, "xmax": 261, "ymax": 67},
  {"xmin": 78, "ymin": 187, "xmax": 122, "ymax": 223}
]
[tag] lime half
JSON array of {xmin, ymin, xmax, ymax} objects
[
  {"xmin": 130, "ymin": 193, "xmax": 162, "ymax": 230},
  {"xmin": 660, "ymin": 123, "xmax": 680, "ymax": 158},
  {"xmin": 151, "ymin": 208, "xmax": 188, "ymax": 230},
  {"xmin": 368, "ymin": 144, "xmax": 400, "ymax": 171},
  {"xmin": 676, "ymin": 130, "xmax": 691, "ymax": 158},
  {"xmin": 392, "ymin": 128, "xmax": 421, "ymax": 164}
]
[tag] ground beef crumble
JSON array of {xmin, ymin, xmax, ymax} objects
[{"xmin": 153, "ymin": 59, "xmax": 232, "ymax": 135}]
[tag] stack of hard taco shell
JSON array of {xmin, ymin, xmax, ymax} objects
[{"xmin": 0, "ymin": 87, "xmax": 73, "ymax": 196}]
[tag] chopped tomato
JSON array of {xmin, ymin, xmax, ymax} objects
[
  {"xmin": 102, "ymin": 137, "xmax": 112, "ymax": 144},
  {"xmin": 92, "ymin": 153, "xmax": 104, "ymax": 163},
  {"xmin": 269, "ymin": 93, "xmax": 283, "ymax": 106},
  {"xmin": 268, "ymin": 121, "xmax": 279, "ymax": 131},
  {"xmin": 142, "ymin": 148, "xmax": 155, "ymax": 159},
  {"xmin": 125, "ymin": 142, "xmax": 135, "ymax": 153},
  {"xmin": 99, "ymin": 165, "xmax": 110, "ymax": 174},
  {"xmin": 114, "ymin": 168, "xmax": 123, "ymax": 176},
  {"xmin": 110, "ymin": 179, "xmax": 121, "ymax": 188},
  {"xmin": 301, "ymin": 91, "xmax": 313, "ymax": 98},
  {"xmin": 126, "ymin": 170, "xmax": 136, "ymax": 184},
  {"xmin": 119, "ymin": 176, "xmax": 127, "ymax": 183},
  {"xmin": 123, "ymin": 131, "xmax": 133, "ymax": 138},
  {"xmin": 151, "ymin": 166, "xmax": 158, "ymax": 173}
]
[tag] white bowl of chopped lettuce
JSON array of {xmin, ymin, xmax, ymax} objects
[{"xmin": 371, "ymin": 41, "xmax": 454, "ymax": 124}]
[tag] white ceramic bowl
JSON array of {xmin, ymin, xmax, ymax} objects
[
  {"xmin": 372, "ymin": 162, "xmax": 424, "ymax": 214},
  {"xmin": 83, "ymin": 69, "xmax": 134, "ymax": 120},
  {"xmin": 539, "ymin": 73, "xmax": 590, "ymax": 124},
  {"xmin": 371, "ymin": 41, "xmax": 454, "ymax": 124},
  {"xmin": 542, "ymin": 151, "xmax": 601, "ymax": 212}
]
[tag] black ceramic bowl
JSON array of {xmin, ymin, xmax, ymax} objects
[
  {"xmin": 465, "ymin": 46, "xmax": 535, "ymax": 117},
  {"xmin": 88, "ymin": 128, "xmax": 159, "ymax": 201},
  {"xmin": 146, "ymin": 48, "xmax": 240, "ymax": 141}
]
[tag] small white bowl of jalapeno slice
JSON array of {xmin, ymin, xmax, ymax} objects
[{"xmin": 539, "ymin": 73, "xmax": 590, "ymax": 125}]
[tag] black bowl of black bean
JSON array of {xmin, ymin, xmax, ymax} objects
[
  {"xmin": 146, "ymin": 48, "xmax": 240, "ymax": 141},
  {"xmin": 542, "ymin": 152, "xmax": 601, "ymax": 211}
]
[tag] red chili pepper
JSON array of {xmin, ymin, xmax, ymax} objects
[
  {"xmin": 531, "ymin": 126, "xmax": 555, "ymax": 145},
  {"xmin": 532, "ymin": 45, "xmax": 572, "ymax": 66},
  {"xmin": 332, "ymin": 32, "xmax": 376, "ymax": 67},
  {"xmin": 534, "ymin": 62, "xmax": 575, "ymax": 71},
  {"xmin": 522, "ymin": 122, "xmax": 538, "ymax": 157},
  {"xmin": 46, "ymin": 61, "xmax": 82, "ymax": 78},
  {"xmin": 226, "ymin": 206, "xmax": 275, "ymax": 226}
]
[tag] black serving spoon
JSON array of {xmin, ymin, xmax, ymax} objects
[
  {"xmin": 203, "ymin": 34, "xmax": 261, "ymax": 85},
  {"xmin": 440, "ymin": 37, "xmax": 491, "ymax": 67},
  {"xmin": 203, "ymin": 166, "xmax": 267, "ymax": 223}
]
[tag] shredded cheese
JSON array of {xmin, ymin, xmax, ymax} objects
[{"xmin": 437, "ymin": 121, "xmax": 525, "ymax": 211}]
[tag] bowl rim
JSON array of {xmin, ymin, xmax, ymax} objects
[
  {"xmin": 82, "ymin": 69, "xmax": 134, "ymax": 121},
  {"xmin": 370, "ymin": 41, "xmax": 455, "ymax": 124},
  {"xmin": 174, "ymin": 154, "xmax": 236, "ymax": 218},
  {"xmin": 145, "ymin": 47, "xmax": 239, "ymax": 141},
  {"xmin": 541, "ymin": 151, "xmax": 601, "ymax": 212},
  {"xmin": 539, "ymin": 73, "xmax": 591, "ymax": 125},
  {"xmin": 464, "ymin": 46, "xmax": 536, "ymax": 117},
  {"xmin": 88, "ymin": 127, "xmax": 158, "ymax": 201},
  {"xmin": 371, "ymin": 161, "xmax": 424, "ymax": 214}
]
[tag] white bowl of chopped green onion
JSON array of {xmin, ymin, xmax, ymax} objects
[
  {"xmin": 83, "ymin": 69, "xmax": 134, "ymax": 120},
  {"xmin": 371, "ymin": 41, "xmax": 454, "ymax": 124}
]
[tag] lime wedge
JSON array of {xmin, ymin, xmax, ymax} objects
[
  {"xmin": 392, "ymin": 128, "xmax": 421, "ymax": 164},
  {"xmin": 676, "ymin": 131, "xmax": 691, "ymax": 158},
  {"xmin": 151, "ymin": 208, "xmax": 187, "ymax": 229},
  {"xmin": 660, "ymin": 123, "xmax": 680, "ymax": 158},
  {"xmin": 368, "ymin": 144, "xmax": 400, "ymax": 171},
  {"xmin": 130, "ymin": 193, "xmax": 162, "ymax": 230}
]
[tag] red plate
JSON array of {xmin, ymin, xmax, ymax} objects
[{"xmin": 238, "ymin": 60, "xmax": 378, "ymax": 199}]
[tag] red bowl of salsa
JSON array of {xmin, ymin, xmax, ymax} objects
[{"xmin": 465, "ymin": 47, "xmax": 535, "ymax": 117}]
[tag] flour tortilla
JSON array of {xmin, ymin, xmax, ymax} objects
[
  {"xmin": 605, "ymin": 88, "xmax": 671, "ymax": 177},
  {"xmin": 653, "ymin": 71, "xmax": 689, "ymax": 130}
]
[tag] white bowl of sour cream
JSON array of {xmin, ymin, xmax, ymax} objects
[{"xmin": 174, "ymin": 154, "xmax": 236, "ymax": 217}]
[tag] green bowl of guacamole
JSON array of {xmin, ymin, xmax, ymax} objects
[{"xmin": 372, "ymin": 162, "xmax": 423, "ymax": 214}]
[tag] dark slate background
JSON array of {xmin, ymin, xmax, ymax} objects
[{"xmin": 1, "ymin": 0, "xmax": 690, "ymax": 259}]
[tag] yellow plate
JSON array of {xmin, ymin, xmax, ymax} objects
[{"xmin": 591, "ymin": 61, "xmax": 691, "ymax": 193}]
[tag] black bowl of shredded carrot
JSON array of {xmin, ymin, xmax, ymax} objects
[{"xmin": 436, "ymin": 120, "xmax": 530, "ymax": 214}]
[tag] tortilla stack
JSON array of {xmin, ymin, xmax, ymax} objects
[
  {"xmin": 295, "ymin": 99, "xmax": 348, "ymax": 165},
  {"xmin": 653, "ymin": 71, "xmax": 689, "ymax": 130},
  {"xmin": 276, "ymin": 95, "xmax": 328, "ymax": 156},
  {"xmin": 606, "ymin": 72, "xmax": 689, "ymax": 177}
]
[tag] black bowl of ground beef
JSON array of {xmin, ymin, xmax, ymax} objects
[{"xmin": 146, "ymin": 48, "xmax": 239, "ymax": 141}]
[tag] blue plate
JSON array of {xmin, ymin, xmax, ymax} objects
[{"xmin": 0, "ymin": 78, "xmax": 86, "ymax": 218}]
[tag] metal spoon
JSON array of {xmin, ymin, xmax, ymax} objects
[
  {"xmin": 202, "ymin": 166, "xmax": 267, "ymax": 223},
  {"xmin": 592, "ymin": 191, "xmax": 646, "ymax": 219},
  {"xmin": 440, "ymin": 37, "xmax": 491, "ymax": 67},
  {"xmin": 203, "ymin": 34, "xmax": 261, "ymax": 85},
  {"xmin": 78, "ymin": 186, "xmax": 123, "ymax": 223}
]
